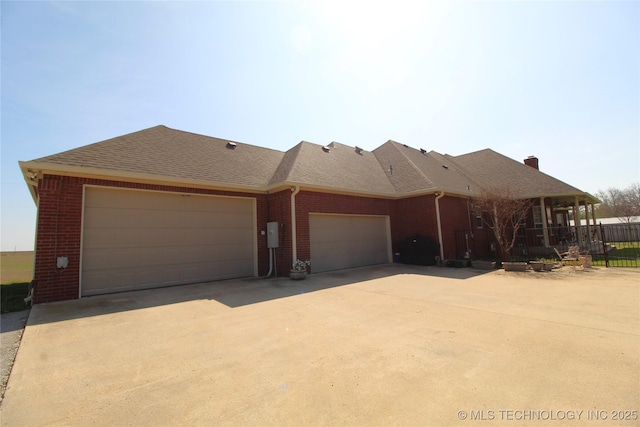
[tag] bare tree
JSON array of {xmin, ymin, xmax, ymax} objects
[
  {"xmin": 596, "ymin": 183, "xmax": 640, "ymax": 224},
  {"xmin": 475, "ymin": 187, "xmax": 534, "ymax": 261}
]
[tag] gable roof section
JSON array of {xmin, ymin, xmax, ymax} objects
[
  {"xmin": 447, "ymin": 148, "xmax": 599, "ymax": 202},
  {"xmin": 372, "ymin": 141, "xmax": 484, "ymax": 197},
  {"xmin": 25, "ymin": 125, "xmax": 285, "ymax": 189},
  {"xmin": 273, "ymin": 141, "xmax": 396, "ymax": 195},
  {"xmin": 373, "ymin": 141, "xmax": 434, "ymax": 194}
]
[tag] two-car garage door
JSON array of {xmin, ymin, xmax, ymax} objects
[
  {"xmin": 81, "ymin": 187, "xmax": 255, "ymax": 296},
  {"xmin": 309, "ymin": 214, "xmax": 391, "ymax": 273}
]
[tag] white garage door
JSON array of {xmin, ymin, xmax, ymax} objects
[
  {"xmin": 81, "ymin": 187, "xmax": 256, "ymax": 296},
  {"xmin": 309, "ymin": 214, "xmax": 391, "ymax": 273}
]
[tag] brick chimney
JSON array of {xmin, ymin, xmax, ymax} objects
[{"xmin": 524, "ymin": 155, "xmax": 539, "ymax": 170}]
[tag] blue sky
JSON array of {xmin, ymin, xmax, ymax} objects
[{"xmin": 1, "ymin": 0, "xmax": 638, "ymax": 251}]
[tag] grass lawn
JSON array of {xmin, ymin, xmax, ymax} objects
[
  {"xmin": 609, "ymin": 241, "xmax": 640, "ymax": 258},
  {"xmin": 1, "ymin": 251, "xmax": 33, "ymax": 313},
  {"xmin": 593, "ymin": 241, "xmax": 640, "ymax": 267},
  {"xmin": 1, "ymin": 282, "xmax": 30, "ymax": 313}
]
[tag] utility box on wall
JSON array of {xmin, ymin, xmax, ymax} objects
[{"xmin": 267, "ymin": 222, "xmax": 279, "ymax": 248}]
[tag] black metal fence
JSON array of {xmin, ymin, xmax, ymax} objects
[
  {"xmin": 599, "ymin": 223, "xmax": 640, "ymax": 267},
  {"xmin": 456, "ymin": 222, "xmax": 640, "ymax": 267}
]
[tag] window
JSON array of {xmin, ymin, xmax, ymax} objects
[{"xmin": 532, "ymin": 206, "xmax": 543, "ymax": 229}]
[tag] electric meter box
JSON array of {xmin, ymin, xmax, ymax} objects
[{"xmin": 267, "ymin": 222, "xmax": 279, "ymax": 248}]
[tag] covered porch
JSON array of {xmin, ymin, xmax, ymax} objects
[{"xmin": 525, "ymin": 192, "xmax": 602, "ymax": 252}]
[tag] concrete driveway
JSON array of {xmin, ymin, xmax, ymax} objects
[{"xmin": 1, "ymin": 265, "xmax": 638, "ymax": 426}]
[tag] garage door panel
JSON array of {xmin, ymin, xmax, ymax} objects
[
  {"xmin": 83, "ymin": 242, "xmax": 255, "ymax": 270},
  {"xmin": 82, "ymin": 187, "xmax": 255, "ymax": 296},
  {"xmin": 84, "ymin": 205, "xmax": 255, "ymax": 228},
  {"xmin": 84, "ymin": 243, "xmax": 251, "ymax": 269},
  {"xmin": 85, "ymin": 256, "xmax": 253, "ymax": 293},
  {"xmin": 310, "ymin": 214, "xmax": 390, "ymax": 273}
]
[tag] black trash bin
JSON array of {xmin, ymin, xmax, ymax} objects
[{"xmin": 398, "ymin": 235, "xmax": 440, "ymax": 266}]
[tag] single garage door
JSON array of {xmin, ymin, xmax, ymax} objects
[
  {"xmin": 309, "ymin": 214, "xmax": 391, "ymax": 273},
  {"xmin": 81, "ymin": 187, "xmax": 256, "ymax": 296}
]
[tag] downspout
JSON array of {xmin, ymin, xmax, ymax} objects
[
  {"xmin": 290, "ymin": 186, "xmax": 300, "ymax": 266},
  {"xmin": 435, "ymin": 191, "xmax": 445, "ymax": 261},
  {"xmin": 26, "ymin": 186, "xmax": 41, "ymax": 306},
  {"xmin": 264, "ymin": 192, "xmax": 273, "ymax": 278},
  {"xmin": 466, "ymin": 197, "xmax": 474, "ymax": 255},
  {"xmin": 540, "ymin": 197, "xmax": 550, "ymax": 248}
]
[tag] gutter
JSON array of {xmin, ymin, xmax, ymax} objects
[
  {"xmin": 435, "ymin": 191, "xmax": 445, "ymax": 260},
  {"xmin": 18, "ymin": 161, "xmax": 265, "ymax": 203},
  {"xmin": 290, "ymin": 185, "xmax": 301, "ymax": 265}
]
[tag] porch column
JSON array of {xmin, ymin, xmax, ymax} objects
[
  {"xmin": 574, "ymin": 196, "xmax": 583, "ymax": 247},
  {"xmin": 591, "ymin": 203, "xmax": 600, "ymax": 242},
  {"xmin": 540, "ymin": 197, "xmax": 550, "ymax": 247},
  {"xmin": 584, "ymin": 200, "xmax": 592, "ymax": 248}
]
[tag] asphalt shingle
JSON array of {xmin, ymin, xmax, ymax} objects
[
  {"xmin": 448, "ymin": 149, "xmax": 586, "ymax": 199},
  {"xmin": 31, "ymin": 126, "xmax": 285, "ymax": 188},
  {"xmin": 24, "ymin": 126, "xmax": 596, "ymax": 202}
]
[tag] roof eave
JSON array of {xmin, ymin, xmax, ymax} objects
[
  {"xmin": 18, "ymin": 161, "xmax": 267, "ymax": 196},
  {"xmin": 267, "ymin": 181, "xmax": 398, "ymax": 199},
  {"xmin": 542, "ymin": 192, "xmax": 602, "ymax": 205},
  {"xmin": 18, "ymin": 161, "xmax": 40, "ymax": 205}
]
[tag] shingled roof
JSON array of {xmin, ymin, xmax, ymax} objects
[
  {"xmin": 26, "ymin": 125, "xmax": 285, "ymax": 188},
  {"xmin": 372, "ymin": 141, "xmax": 482, "ymax": 196},
  {"xmin": 446, "ymin": 149, "xmax": 598, "ymax": 203},
  {"xmin": 20, "ymin": 125, "xmax": 597, "ymax": 203},
  {"xmin": 271, "ymin": 141, "xmax": 395, "ymax": 195}
]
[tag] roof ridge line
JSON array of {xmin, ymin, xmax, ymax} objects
[
  {"xmin": 389, "ymin": 141, "xmax": 435, "ymax": 188},
  {"xmin": 432, "ymin": 151, "xmax": 483, "ymax": 191},
  {"xmin": 269, "ymin": 142, "xmax": 305, "ymax": 185}
]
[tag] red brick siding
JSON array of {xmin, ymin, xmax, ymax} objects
[
  {"xmin": 265, "ymin": 189, "xmax": 292, "ymax": 277},
  {"xmin": 391, "ymin": 194, "xmax": 439, "ymax": 249},
  {"xmin": 33, "ymin": 174, "xmax": 487, "ymax": 303},
  {"xmin": 438, "ymin": 196, "xmax": 474, "ymax": 260},
  {"xmin": 472, "ymin": 227, "xmax": 494, "ymax": 259},
  {"xmin": 33, "ymin": 175, "xmax": 268, "ymax": 303},
  {"xmin": 33, "ymin": 176, "xmax": 83, "ymax": 302}
]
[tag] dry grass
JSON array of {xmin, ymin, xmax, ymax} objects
[{"xmin": 1, "ymin": 252, "xmax": 34, "ymax": 284}]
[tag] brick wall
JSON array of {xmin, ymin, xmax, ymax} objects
[
  {"xmin": 33, "ymin": 175, "xmax": 268, "ymax": 303},
  {"xmin": 438, "ymin": 196, "xmax": 473, "ymax": 260},
  {"xmin": 391, "ymin": 194, "xmax": 439, "ymax": 248},
  {"xmin": 265, "ymin": 189, "xmax": 292, "ymax": 277},
  {"xmin": 33, "ymin": 176, "xmax": 83, "ymax": 302},
  {"xmin": 33, "ymin": 175, "xmax": 479, "ymax": 303},
  {"xmin": 293, "ymin": 191, "xmax": 395, "ymax": 272}
]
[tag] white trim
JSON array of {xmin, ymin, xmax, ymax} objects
[
  {"xmin": 82, "ymin": 183, "xmax": 257, "ymax": 202},
  {"xmin": 251, "ymin": 198, "xmax": 258, "ymax": 277},
  {"xmin": 290, "ymin": 186, "xmax": 300, "ymax": 265},
  {"xmin": 78, "ymin": 185, "xmax": 87, "ymax": 298},
  {"xmin": 435, "ymin": 192, "xmax": 445, "ymax": 260},
  {"xmin": 20, "ymin": 162, "xmax": 262, "ymax": 196},
  {"xmin": 30, "ymin": 193, "xmax": 40, "ymax": 286},
  {"xmin": 385, "ymin": 215, "xmax": 393, "ymax": 263}
]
